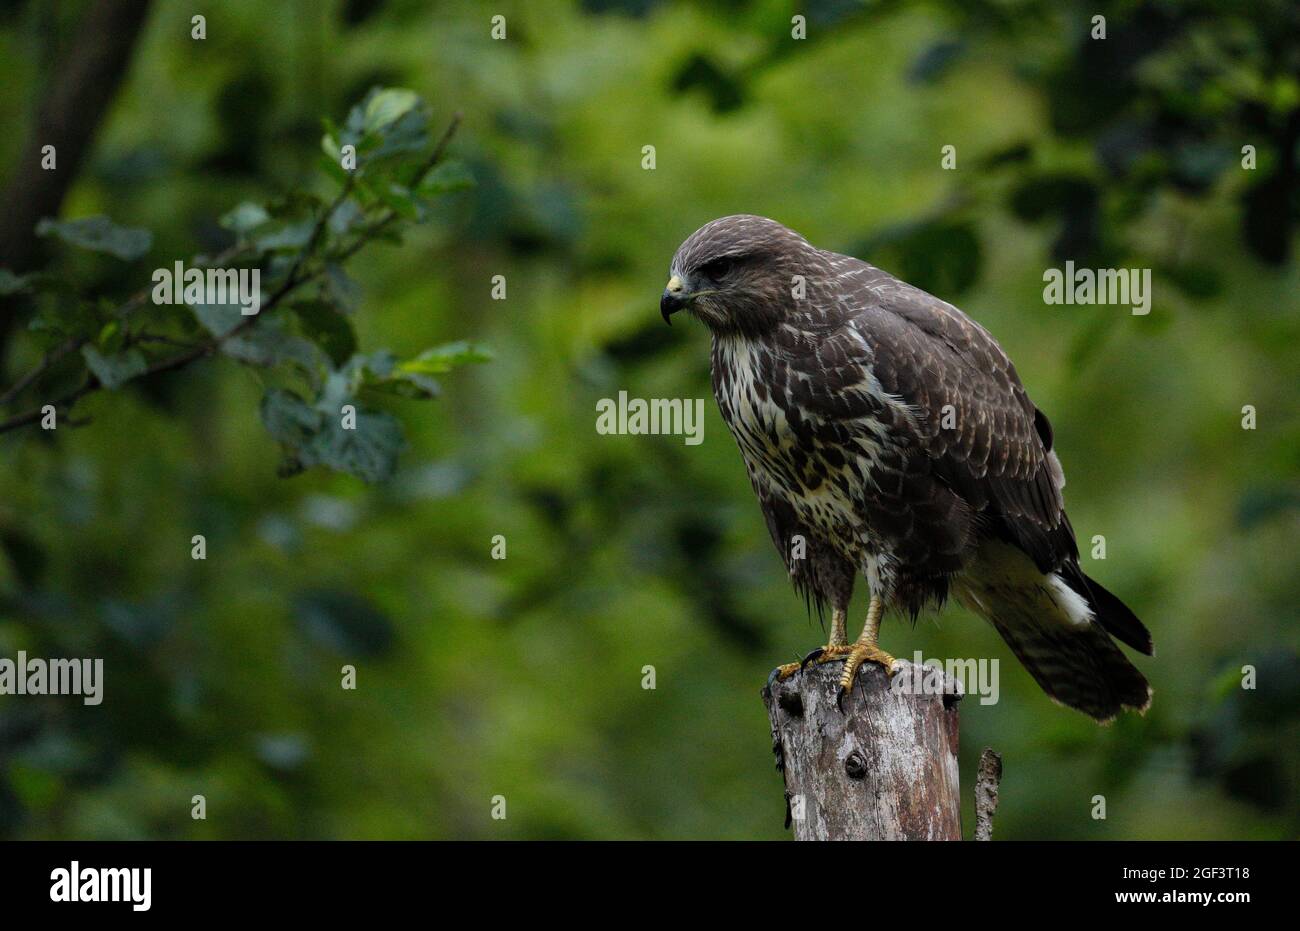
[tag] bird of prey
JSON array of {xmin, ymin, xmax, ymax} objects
[{"xmin": 661, "ymin": 215, "xmax": 1152, "ymax": 722}]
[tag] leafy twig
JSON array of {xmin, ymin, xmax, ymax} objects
[
  {"xmin": 0, "ymin": 111, "xmax": 463, "ymax": 437},
  {"xmin": 0, "ymin": 242, "xmax": 246, "ymax": 409}
]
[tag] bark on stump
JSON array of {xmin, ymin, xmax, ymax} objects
[{"xmin": 762, "ymin": 659, "xmax": 962, "ymax": 840}]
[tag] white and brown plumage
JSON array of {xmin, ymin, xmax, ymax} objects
[{"xmin": 662, "ymin": 214, "xmax": 1152, "ymax": 721}]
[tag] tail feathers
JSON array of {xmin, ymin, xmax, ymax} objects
[
  {"xmin": 955, "ymin": 544, "xmax": 1152, "ymax": 722},
  {"xmin": 1077, "ymin": 571, "xmax": 1154, "ymax": 656},
  {"xmin": 986, "ymin": 612, "xmax": 1152, "ymax": 723}
]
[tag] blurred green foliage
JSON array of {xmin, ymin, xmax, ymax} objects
[
  {"xmin": 0, "ymin": 0, "xmax": 1296, "ymax": 839},
  {"xmin": 3, "ymin": 84, "xmax": 486, "ymax": 481}
]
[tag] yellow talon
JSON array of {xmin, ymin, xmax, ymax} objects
[
  {"xmin": 770, "ymin": 607, "xmax": 854, "ymax": 682},
  {"xmin": 770, "ymin": 600, "xmax": 897, "ymax": 709},
  {"xmin": 772, "ymin": 661, "xmax": 802, "ymax": 682},
  {"xmin": 772, "ymin": 644, "xmax": 852, "ymax": 681},
  {"xmin": 837, "ymin": 643, "xmax": 897, "ymax": 693},
  {"xmin": 835, "ymin": 595, "xmax": 894, "ymax": 708}
]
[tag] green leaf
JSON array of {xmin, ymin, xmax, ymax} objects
[
  {"xmin": 344, "ymin": 348, "xmax": 434, "ymax": 399},
  {"xmin": 223, "ymin": 318, "xmax": 323, "ymax": 373},
  {"xmin": 324, "ymin": 263, "xmax": 361, "ymax": 312},
  {"xmin": 362, "ymin": 88, "xmax": 421, "ymax": 133},
  {"xmin": 36, "ymin": 216, "xmax": 152, "ymax": 261},
  {"xmin": 97, "ymin": 320, "xmax": 125, "ymax": 353},
  {"xmin": 318, "ymin": 152, "xmax": 350, "ymax": 186},
  {"xmin": 399, "ymin": 340, "xmax": 493, "ymax": 375},
  {"xmin": 260, "ymin": 388, "xmax": 322, "ymax": 445},
  {"xmin": 302, "ymin": 407, "xmax": 405, "ymax": 483},
  {"xmin": 327, "ymin": 200, "xmax": 365, "ymax": 237},
  {"xmin": 291, "ymin": 300, "xmax": 357, "ymax": 366},
  {"xmin": 353, "ymin": 342, "xmax": 490, "ymax": 401},
  {"xmin": 331, "ymin": 87, "xmax": 437, "ymax": 177},
  {"xmin": 418, "ymin": 160, "xmax": 475, "ymax": 196},
  {"xmin": 367, "ymin": 107, "xmax": 430, "ymax": 161},
  {"xmin": 371, "ymin": 369, "xmax": 441, "ymax": 400},
  {"xmin": 344, "ymin": 350, "xmax": 396, "ymax": 387},
  {"xmin": 27, "ymin": 301, "xmax": 100, "ymax": 340},
  {"xmin": 220, "ymin": 202, "xmax": 271, "ymax": 235},
  {"xmin": 189, "ymin": 301, "xmax": 246, "ymax": 338},
  {"xmin": 261, "ymin": 382, "xmax": 404, "ymax": 483},
  {"xmin": 377, "ymin": 183, "xmax": 419, "ymax": 220},
  {"xmin": 81, "ymin": 344, "xmax": 147, "ymax": 389},
  {"xmin": 252, "ymin": 218, "xmax": 315, "ymax": 252}
]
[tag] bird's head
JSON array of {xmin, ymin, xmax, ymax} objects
[{"xmin": 661, "ymin": 215, "xmax": 821, "ymax": 337}]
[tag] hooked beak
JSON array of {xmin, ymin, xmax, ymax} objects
[{"xmin": 661, "ymin": 275, "xmax": 689, "ymax": 325}]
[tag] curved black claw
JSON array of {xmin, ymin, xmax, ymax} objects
[
  {"xmin": 764, "ymin": 666, "xmax": 784, "ymax": 694},
  {"xmin": 837, "ymin": 685, "xmax": 849, "ymax": 713},
  {"xmin": 800, "ymin": 647, "xmax": 827, "ymax": 670}
]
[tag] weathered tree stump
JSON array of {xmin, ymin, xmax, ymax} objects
[{"xmin": 762, "ymin": 659, "xmax": 963, "ymax": 840}]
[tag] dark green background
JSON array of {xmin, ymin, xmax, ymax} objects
[{"xmin": 0, "ymin": 0, "xmax": 1296, "ymax": 839}]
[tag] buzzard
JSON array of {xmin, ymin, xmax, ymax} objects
[{"xmin": 662, "ymin": 215, "xmax": 1152, "ymax": 722}]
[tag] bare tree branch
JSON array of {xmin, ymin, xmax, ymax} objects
[{"xmin": 974, "ymin": 746, "xmax": 1003, "ymax": 841}]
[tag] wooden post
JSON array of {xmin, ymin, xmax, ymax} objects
[{"xmin": 762, "ymin": 659, "xmax": 963, "ymax": 840}]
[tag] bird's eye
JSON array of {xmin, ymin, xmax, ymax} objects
[{"xmin": 701, "ymin": 257, "xmax": 736, "ymax": 279}]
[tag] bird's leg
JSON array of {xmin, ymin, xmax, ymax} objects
[
  {"xmin": 837, "ymin": 595, "xmax": 896, "ymax": 708},
  {"xmin": 828, "ymin": 608, "xmax": 847, "ymax": 647},
  {"xmin": 769, "ymin": 607, "xmax": 852, "ymax": 683}
]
